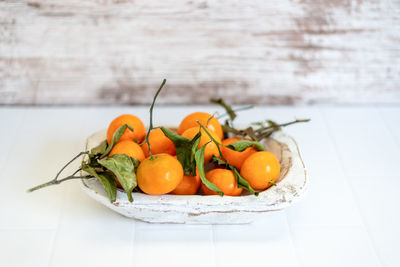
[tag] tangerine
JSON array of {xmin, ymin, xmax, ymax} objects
[
  {"xmin": 107, "ymin": 114, "xmax": 146, "ymax": 144},
  {"xmin": 201, "ymin": 168, "xmax": 242, "ymax": 196},
  {"xmin": 141, "ymin": 128, "xmax": 176, "ymax": 157},
  {"xmin": 220, "ymin": 137, "xmax": 257, "ymax": 170},
  {"xmin": 181, "ymin": 126, "xmax": 221, "ymax": 163},
  {"xmin": 177, "ymin": 112, "xmax": 223, "ymax": 140},
  {"xmin": 108, "ymin": 140, "xmax": 145, "ymax": 162},
  {"xmin": 137, "ymin": 153, "xmax": 183, "ymax": 195},
  {"xmin": 171, "ymin": 173, "xmax": 201, "ymax": 195},
  {"xmin": 240, "ymin": 151, "xmax": 280, "ymax": 191}
]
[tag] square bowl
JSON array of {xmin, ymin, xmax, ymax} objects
[{"xmin": 80, "ymin": 129, "xmax": 307, "ymax": 224}]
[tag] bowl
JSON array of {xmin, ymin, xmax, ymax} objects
[{"xmin": 80, "ymin": 129, "xmax": 307, "ymax": 224}]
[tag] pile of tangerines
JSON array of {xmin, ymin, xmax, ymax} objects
[
  {"xmin": 106, "ymin": 111, "xmax": 280, "ymax": 197},
  {"xmin": 29, "ymin": 80, "xmax": 307, "ymax": 203}
]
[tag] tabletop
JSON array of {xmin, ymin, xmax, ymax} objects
[{"xmin": 0, "ymin": 105, "xmax": 399, "ymax": 267}]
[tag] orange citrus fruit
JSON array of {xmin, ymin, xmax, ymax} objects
[
  {"xmin": 240, "ymin": 151, "xmax": 280, "ymax": 191},
  {"xmin": 177, "ymin": 112, "xmax": 223, "ymax": 140},
  {"xmin": 137, "ymin": 153, "xmax": 183, "ymax": 195},
  {"xmin": 107, "ymin": 114, "xmax": 146, "ymax": 144},
  {"xmin": 171, "ymin": 173, "xmax": 201, "ymax": 195},
  {"xmin": 201, "ymin": 168, "xmax": 242, "ymax": 196},
  {"xmin": 141, "ymin": 128, "xmax": 176, "ymax": 158},
  {"xmin": 181, "ymin": 126, "xmax": 221, "ymax": 163},
  {"xmin": 108, "ymin": 140, "xmax": 145, "ymax": 162},
  {"xmin": 220, "ymin": 137, "xmax": 257, "ymax": 170}
]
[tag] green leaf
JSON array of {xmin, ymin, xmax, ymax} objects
[
  {"xmin": 211, "ymin": 155, "xmax": 228, "ymax": 166},
  {"xmin": 100, "ymin": 124, "xmax": 134, "ymax": 159},
  {"xmin": 210, "ymin": 156, "xmax": 258, "ymax": 196},
  {"xmin": 90, "ymin": 140, "xmax": 108, "ymax": 156},
  {"xmin": 226, "ymin": 140, "xmax": 266, "ymax": 152},
  {"xmin": 195, "ymin": 145, "xmax": 224, "ymax": 196},
  {"xmin": 210, "ymin": 98, "xmax": 237, "ymax": 121},
  {"xmin": 160, "ymin": 127, "xmax": 200, "ymax": 176},
  {"xmin": 81, "ymin": 163, "xmax": 117, "ymax": 202},
  {"xmin": 232, "ymin": 168, "xmax": 258, "ymax": 196},
  {"xmin": 98, "ymin": 154, "xmax": 139, "ymax": 202}
]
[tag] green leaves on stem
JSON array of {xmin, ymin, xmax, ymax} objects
[
  {"xmin": 210, "ymin": 98, "xmax": 237, "ymax": 121},
  {"xmin": 28, "ymin": 123, "xmax": 139, "ymax": 203},
  {"xmin": 195, "ymin": 145, "xmax": 224, "ymax": 196},
  {"xmin": 100, "ymin": 124, "xmax": 133, "ymax": 159},
  {"xmin": 232, "ymin": 168, "xmax": 259, "ymax": 196},
  {"xmin": 197, "ymin": 122, "xmax": 258, "ymax": 196},
  {"xmin": 223, "ymin": 118, "xmax": 310, "ymax": 141},
  {"xmin": 81, "ymin": 163, "xmax": 117, "ymax": 202},
  {"xmin": 226, "ymin": 140, "xmax": 266, "ymax": 152},
  {"xmin": 210, "ymin": 97, "xmax": 309, "ymax": 141},
  {"xmin": 161, "ymin": 126, "xmax": 224, "ymax": 195},
  {"xmin": 98, "ymin": 154, "xmax": 139, "ymax": 202},
  {"xmin": 160, "ymin": 127, "xmax": 200, "ymax": 176},
  {"xmin": 90, "ymin": 140, "xmax": 108, "ymax": 156},
  {"xmin": 211, "ymin": 156, "xmax": 258, "ymax": 196}
]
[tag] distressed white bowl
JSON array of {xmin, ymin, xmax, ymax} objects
[{"xmin": 80, "ymin": 129, "xmax": 307, "ymax": 224}]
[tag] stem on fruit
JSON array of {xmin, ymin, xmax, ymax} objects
[
  {"xmin": 146, "ymin": 79, "xmax": 167, "ymax": 159},
  {"xmin": 196, "ymin": 121, "xmax": 229, "ymax": 164}
]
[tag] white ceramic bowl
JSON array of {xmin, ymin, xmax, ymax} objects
[{"xmin": 80, "ymin": 129, "xmax": 307, "ymax": 224}]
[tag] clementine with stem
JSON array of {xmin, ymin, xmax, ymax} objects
[
  {"xmin": 240, "ymin": 151, "xmax": 280, "ymax": 191},
  {"xmin": 107, "ymin": 114, "xmax": 146, "ymax": 144},
  {"xmin": 178, "ymin": 112, "xmax": 224, "ymax": 140},
  {"xmin": 181, "ymin": 126, "xmax": 220, "ymax": 163},
  {"xmin": 201, "ymin": 169, "xmax": 242, "ymax": 196},
  {"xmin": 220, "ymin": 137, "xmax": 257, "ymax": 170},
  {"xmin": 108, "ymin": 140, "xmax": 145, "ymax": 162},
  {"xmin": 141, "ymin": 128, "xmax": 176, "ymax": 158}
]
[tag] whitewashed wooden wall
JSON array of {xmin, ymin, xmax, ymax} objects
[{"xmin": 0, "ymin": 0, "xmax": 399, "ymax": 105}]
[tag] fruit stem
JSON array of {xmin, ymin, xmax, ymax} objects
[
  {"xmin": 216, "ymin": 105, "xmax": 254, "ymax": 120},
  {"xmin": 254, "ymin": 118, "xmax": 310, "ymax": 134},
  {"xmin": 27, "ymin": 151, "xmax": 89, "ymax": 192},
  {"xmin": 27, "ymin": 175, "xmax": 92, "ymax": 192},
  {"xmin": 54, "ymin": 151, "xmax": 89, "ymax": 180},
  {"xmin": 196, "ymin": 121, "xmax": 229, "ymax": 164},
  {"xmin": 146, "ymin": 79, "xmax": 167, "ymax": 159}
]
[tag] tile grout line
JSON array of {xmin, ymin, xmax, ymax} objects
[
  {"xmin": 130, "ymin": 220, "xmax": 136, "ymax": 267},
  {"xmin": 319, "ymin": 106, "xmax": 384, "ymax": 267},
  {"xmin": 376, "ymin": 106, "xmax": 400, "ymax": 150},
  {"xmin": 211, "ymin": 225, "xmax": 218, "ymax": 267},
  {"xmin": 43, "ymin": 187, "xmax": 69, "ymax": 267},
  {"xmin": 284, "ymin": 211, "xmax": 303, "ymax": 267}
]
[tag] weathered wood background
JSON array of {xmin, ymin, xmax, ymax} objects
[{"xmin": 0, "ymin": 0, "xmax": 399, "ymax": 105}]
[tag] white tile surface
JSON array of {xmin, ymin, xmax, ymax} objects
[
  {"xmin": 321, "ymin": 107, "xmax": 400, "ymax": 176},
  {"xmin": 48, "ymin": 183, "xmax": 136, "ymax": 267},
  {"xmin": 0, "ymin": 108, "xmax": 25, "ymax": 170},
  {"xmin": 0, "ymin": 229, "xmax": 55, "ymax": 267},
  {"xmin": 0, "ymin": 106, "xmax": 399, "ymax": 267},
  {"xmin": 291, "ymin": 226, "xmax": 381, "ymax": 267},
  {"xmin": 213, "ymin": 211, "xmax": 299, "ymax": 267},
  {"xmin": 133, "ymin": 223, "xmax": 215, "ymax": 267},
  {"xmin": 348, "ymin": 175, "xmax": 400, "ymax": 267},
  {"xmin": 378, "ymin": 107, "xmax": 400, "ymax": 147}
]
